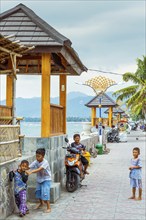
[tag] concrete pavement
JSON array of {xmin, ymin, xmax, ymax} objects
[{"xmin": 6, "ymin": 130, "xmax": 146, "ymax": 220}]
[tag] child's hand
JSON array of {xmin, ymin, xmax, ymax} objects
[
  {"xmin": 81, "ymin": 149, "xmax": 84, "ymax": 153},
  {"xmin": 129, "ymin": 166, "xmax": 134, "ymax": 170},
  {"xmin": 25, "ymin": 170, "xmax": 32, "ymax": 175}
]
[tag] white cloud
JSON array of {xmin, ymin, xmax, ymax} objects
[{"xmin": 0, "ymin": 1, "xmax": 144, "ymax": 100}]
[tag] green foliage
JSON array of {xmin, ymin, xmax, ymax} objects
[{"xmin": 113, "ymin": 56, "xmax": 146, "ymax": 119}]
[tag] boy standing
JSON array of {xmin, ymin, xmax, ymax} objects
[
  {"xmin": 129, "ymin": 147, "xmax": 142, "ymax": 200},
  {"xmin": 26, "ymin": 148, "xmax": 51, "ymax": 213}
]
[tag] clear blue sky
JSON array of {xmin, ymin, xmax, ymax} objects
[{"xmin": 0, "ymin": 0, "xmax": 145, "ymax": 99}]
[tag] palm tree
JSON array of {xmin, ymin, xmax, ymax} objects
[{"xmin": 113, "ymin": 56, "xmax": 146, "ymax": 119}]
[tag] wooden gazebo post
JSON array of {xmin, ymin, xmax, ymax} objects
[
  {"xmin": 108, "ymin": 106, "xmax": 113, "ymax": 127},
  {"xmin": 60, "ymin": 75, "xmax": 67, "ymax": 134},
  {"xmin": 117, "ymin": 113, "xmax": 121, "ymax": 122},
  {"xmin": 6, "ymin": 60, "xmax": 16, "ymax": 124},
  {"xmin": 41, "ymin": 53, "xmax": 51, "ymax": 137},
  {"xmin": 91, "ymin": 107, "xmax": 96, "ymax": 126},
  {"xmin": 6, "ymin": 75, "xmax": 13, "ymax": 107}
]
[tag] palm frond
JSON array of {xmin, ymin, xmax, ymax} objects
[
  {"xmin": 113, "ymin": 85, "xmax": 138, "ymax": 102},
  {"xmin": 135, "ymin": 56, "xmax": 146, "ymax": 81},
  {"xmin": 114, "ymin": 56, "xmax": 146, "ymax": 119},
  {"xmin": 131, "ymin": 103, "xmax": 143, "ymax": 115},
  {"xmin": 123, "ymin": 72, "xmax": 144, "ymax": 85},
  {"xmin": 113, "ymin": 85, "xmax": 138, "ymax": 96},
  {"xmin": 127, "ymin": 91, "xmax": 141, "ymax": 107}
]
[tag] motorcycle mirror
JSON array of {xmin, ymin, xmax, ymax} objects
[{"xmin": 64, "ymin": 137, "xmax": 69, "ymax": 143}]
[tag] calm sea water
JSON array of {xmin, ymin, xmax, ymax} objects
[{"xmin": 20, "ymin": 122, "xmax": 86, "ymax": 138}]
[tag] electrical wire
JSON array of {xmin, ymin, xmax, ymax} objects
[{"xmin": 88, "ymin": 68, "xmax": 123, "ymax": 76}]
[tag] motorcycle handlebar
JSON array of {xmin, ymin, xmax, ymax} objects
[{"xmin": 62, "ymin": 147, "xmax": 67, "ymax": 149}]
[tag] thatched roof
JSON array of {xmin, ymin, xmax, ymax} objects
[
  {"xmin": 0, "ymin": 4, "xmax": 87, "ymax": 75},
  {"xmin": 85, "ymin": 92, "xmax": 117, "ymax": 108},
  {"xmin": 104, "ymin": 107, "xmax": 124, "ymax": 114}
]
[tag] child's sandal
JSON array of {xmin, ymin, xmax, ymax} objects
[{"xmin": 19, "ymin": 212, "xmax": 24, "ymax": 217}]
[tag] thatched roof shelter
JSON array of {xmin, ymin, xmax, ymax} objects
[
  {"xmin": 85, "ymin": 92, "xmax": 118, "ymax": 127},
  {"xmin": 0, "ymin": 3, "xmax": 87, "ymax": 75},
  {"xmin": 85, "ymin": 92, "xmax": 117, "ymax": 108},
  {"xmin": 0, "ymin": 4, "xmax": 87, "ymax": 137},
  {"xmin": 104, "ymin": 107, "xmax": 124, "ymax": 114}
]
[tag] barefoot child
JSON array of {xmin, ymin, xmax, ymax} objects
[
  {"xmin": 129, "ymin": 147, "xmax": 142, "ymax": 200},
  {"xmin": 26, "ymin": 148, "xmax": 51, "ymax": 213},
  {"xmin": 9, "ymin": 160, "xmax": 29, "ymax": 217}
]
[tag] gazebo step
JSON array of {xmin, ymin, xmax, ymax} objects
[{"xmin": 27, "ymin": 182, "xmax": 61, "ymax": 203}]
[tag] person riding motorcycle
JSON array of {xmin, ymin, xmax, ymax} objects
[{"xmin": 71, "ymin": 134, "xmax": 89, "ymax": 177}]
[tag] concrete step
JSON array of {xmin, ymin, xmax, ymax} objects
[{"xmin": 27, "ymin": 182, "xmax": 61, "ymax": 204}]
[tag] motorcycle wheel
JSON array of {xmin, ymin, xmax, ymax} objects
[
  {"xmin": 66, "ymin": 172, "xmax": 80, "ymax": 192},
  {"xmin": 107, "ymin": 137, "xmax": 111, "ymax": 142},
  {"xmin": 108, "ymin": 137, "xmax": 113, "ymax": 143}
]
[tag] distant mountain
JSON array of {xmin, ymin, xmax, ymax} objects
[
  {"xmin": 0, "ymin": 91, "xmax": 117, "ymax": 118},
  {"xmin": 67, "ymin": 92, "xmax": 87, "ymax": 100}
]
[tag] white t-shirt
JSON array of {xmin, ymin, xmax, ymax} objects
[{"xmin": 29, "ymin": 158, "xmax": 51, "ymax": 183}]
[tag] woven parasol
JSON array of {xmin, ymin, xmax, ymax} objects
[{"xmin": 84, "ymin": 76, "xmax": 116, "ymax": 94}]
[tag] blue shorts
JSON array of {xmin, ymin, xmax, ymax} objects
[
  {"xmin": 35, "ymin": 180, "xmax": 51, "ymax": 201},
  {"xmin": 130, "ymin": 178, "xmax": 142, "ymax": 189}
]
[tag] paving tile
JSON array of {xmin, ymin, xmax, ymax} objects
[
  {"xmin": 6, "ymin": 131, "xmax": 145, "ymax": 220},
  {"xmin": 114, "ymin": 213, "xmax": 145, "ymax": 220}
]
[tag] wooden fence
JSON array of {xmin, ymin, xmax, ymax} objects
[
  {"xmin": 0, "ymin": 125, "xmax": 21, "ymax": 164},
  {"xmin": 0, "ymin": 105, "xmax": 12, "ymax": 125},
  {"xmin": 50, "ymin": 104, "xmax": 64, "ymax": 135}
]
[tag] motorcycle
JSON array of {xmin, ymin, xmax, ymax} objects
[
  {"xmin": 63, "ymin": 138, "xmax": 85, "ymax": 192},
  {"xmin": 107, "ymin": 128, "xmax": 120, "ymax": 143}
]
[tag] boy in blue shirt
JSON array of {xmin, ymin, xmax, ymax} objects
[{"xmin": 129, "ymin": 147, "xmax": 142, "ymax": 200}]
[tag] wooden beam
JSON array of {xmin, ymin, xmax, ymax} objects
[
  {"xmin": 29, "ymin": 45, "xmax": 62, "ymax": 53},
  {"xmin": 10, "ymin": 54, "xmax": 17, "ymax": 79},
  {"xmin": 41, "ymin": 53, "xmax": 51, "ymax": 137},
  {"xmin": 18, "ymin": 55, "xmax": 41, "ymax": 60},
  {"xmin": 0, "ymin": 46, "xmax": 22, "ymax": 57},
  {"xmin": 108, "ymin": 107, "xmax": 113, "ymax": 127},
  {"xmin": 60, "ymin": 75, "xmax": 67, "ymax": 133},
  {"xmin": 0, "ymin": 70, "xmax": 13, "ymax": 74},
  {"xmin": 0, "ymin": 63, "xmax": 7, "ymax": 70},
  {"xmin": 6, "ymin": 67, "xmax": 13, "ymax": 107},
  {"xmin": 91, "ymin": 107, "xmax": 96, "ymax": 126},
  {"xmin": 117, "ymin": 113, "xmax": 121, "ymax": 122},
  {"xmin": 60, "ymin": 47, "xmax": 83, "ymax": 75}
]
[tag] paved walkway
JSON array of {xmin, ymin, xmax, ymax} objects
[{"xmin": 7, "ymin": 131, "xmax": 146, "ymax": 220}]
